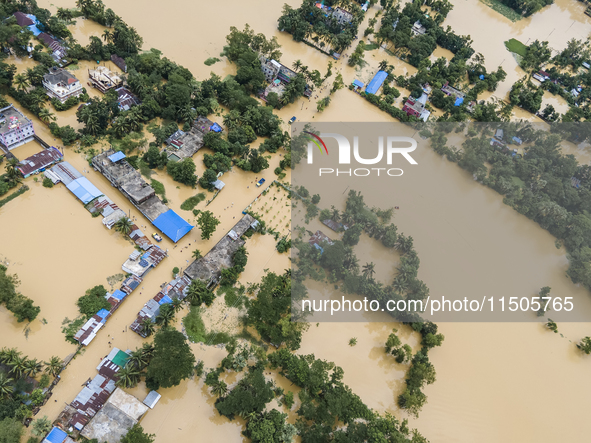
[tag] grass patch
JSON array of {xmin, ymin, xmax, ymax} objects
[
  {"xmin": 180, "ymin": 192, "xmax": 206, "ymax": 211},
  {"xmin": 183, "ymin": 306, "xmax": 233, "ymax": 345},
  {"xmin": 204, "ymin": 57, "xmax": 220, "ymax": 66},
  {"xmin": 218, "ymin": 285, "xmax": 247, "ymax": 309},
  {"xmin": 504, "ymin": 38, "xmax": 527, "ymax": 57},
  {"xmin": 511, "ymin": 176, "xmax": 525, "ymax": 188},
  {"xmin": 137, "ymin": 159, "xmax": 152, "ymax": 179},
  {"xmin": 364, "ymin": 43, "xmax": 379, "ymax": 51},
  {"xmin": 0, "ymin": 185, "xmax": 29, "ymax": 208},
  {"xmin": 151, "ymin": 179, "xmax": 165, "ymax": 197},
  {"xmin": 483, "ymin": 0, "xmax": 523, "ymax": 21}
]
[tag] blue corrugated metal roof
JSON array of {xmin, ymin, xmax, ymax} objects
[
  {"xmin": 96, "ymin": 309, "xmax": 110, "ymax": 319},
  {"xmin": 108, "ymin": 151, "xmax": 126, "ymax": 162},
  {"xmin": 44, "ymin": 427, "xmax": 67, "ymax": 443},
  {"xmin": 210, "ymin": 122, "xmax": 222, "ymax": 133},
  {"xmin": 153, "ymin": 209, "xmax": 194, "ymax": 243},
  {"xmin": 353, "ymin": 79, "xmax": 364, "ymax": 87},
  {"xmin": 66, "ymin": 177, "xmax": 103, "ymax": 204},
  {"xmin": 139, "ymin": 259, "xmax": 149, "ymax": 267},
  {"xmin": 112, "ymin": 289, "xmax": 126, "ymax": 301},
  {"xmin": 454, "ymin": 97, "xmax": 464, "ymax": 106},
  {"xmin": 365, "ymin": 71, "xmax": 388, "ymax": 94},
  {"xmin": 158, "ymin": 295, "xmax": 173, "ymax": 305}
]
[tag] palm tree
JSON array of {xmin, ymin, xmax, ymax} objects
[
  {"xmin": 24, "ymin": 359, "xmax": 44, "ymax": 378},
  {"xmin": 44, "ymin": 356, "xmax": 64, "ymax": 377},
  {"xmin": 192, "ymin": 249, "xmax": 202, "ymax": 260},
  {"xmin": 378, "ymin": 60, "xmax": 389, "ymax": 71},
  {"xmin": 341, "ymin": 211, "xmax": 354, "ymax": 226},
  {"xmin": 101, "ymin": 29, "xmax": 112, "ymax": 43},
  {"xmin": 292, "ymin": 59, "xmax": 303, "ymax": 72},
  {"xmin": 0, "ymin": 373, "xmax": 14, "ymax": 398},
  {"xmin": 31, "ymin": 416, "xmax": 52, "ymax": 437},
  {"xmin": 38, "ymin": 107, "xmax": 56, "ymax": 125},
  {"xmin": 140, "ymin": 342, "xmax": 155, "ymax": 360},
  {"xmin": 0, "ymin": 348, "xmax": 21, "ymax": 365},
  {"xmin": 210, "ymin": 380, "xmax": 228, "ymax": 397},
  {"xmin": 362, "ymin": 262, "xmax": 376, "ymax": 280},
  {"xmin": 392, "ymin": 276, "xmax": 408, "ymax": 293},
  {"xmin": 172, "ymin": 298, "xmax": 183, "ymax": 313},
  {"xmin": 127, "ymin": 348, "xmax": 148, "ymax": 370},
  {"xmin": 156, "ymin": 304, "xmax": 175, "ymax": 327},
  {"xmin": 9, "ymin": 355, "xmax": 28, "ymax": 378},
  {"xmin": 5, "ymin": 158, "xmax": 22, "ymax": 184},
  {"xmin": 26, "ymin": 68, "xmax": 43, "ymax": 86},
  {"xmin": 140, "ymin": 319, "xmax": 155, "ymax": 337},
  {"xmin": 114, "ymin": 217, "xmax": 133, "ymax": 236},
  {"xmin": 330, "ymin": 206, "xmax": 340, "ymax": 223},
  {"xmin": 115, "ymin": 365, "xmax": 140, "ymax": 389},
  {"xmin": 13, "ymin": 74, "xmax": 30, "ymax": 92}
]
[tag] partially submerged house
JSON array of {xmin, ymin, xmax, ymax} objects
[
  {"xmin": 115, "ymin": 86, "xmax": 140, "ymax": 111},
  {"xmin": 0, "ymin": 105, "xmax": 35, "ymax": 152},
  {"xmin": 88, "ymin": 66, "xmax": 122, "ymax": 93},
  {"xmin": 37, "ymin": 32, "xmax": 67, "ymax": 64},
  {"xmin": 43, "ymin": 67, "xmax": 83, "ymax": 103},
  {"xmin": 260, "ymin": 56, "xmax": 312, "ymax": 101},
  {"xmin": 441, "ymin": 81, "xmax": 465, "ymax": 101},
  {"xmin": 309, "ymin": 230, "xmax": 333, "ymax": 254},
  {"xmin": 121, "ymin": 246, "xmax": 167, "ymax": 278},
  {"xmin": 81, "ymin": 388, "xmax": 148, "ymax": 443},
  {"xmin": 402, "ymin": 97, "xmax": 430, "ymax": 122},
  {"xmin": 411, "ymin": 20, "xmax": 426, "ymax": 36},
  {"xmin": 110, "ymin": 54, "xmax": 127, "ymax": 73},
  {"xmin": 17, "ymin": 148, "xmax": 62, "ymax": 178},
  {"xmin": 165, "ymin": 116, "xmax": 221, "ymax": 161},
  {"xmin": 365, "ymin": 71, "xmax": 388, "ymax": 95}
]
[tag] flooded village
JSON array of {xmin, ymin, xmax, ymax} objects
[{"xmin": 1, "ymin": 0, "xmax": 591, "ymax": 442}]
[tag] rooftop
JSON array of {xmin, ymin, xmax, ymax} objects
[
  {"xmin": 43, "ymin": 67, "xmax": 79, "ymax": 86},
  {"xmin": 17, "ymin": 148, "xmax": 62, "ymax": 177},
  {"xmin": 0, "ymin": 105, "xmax": 32, "ymax": 135},
  {"xmin": 88, "ymin": 66, "xmax": 122, "ymax": 92}
]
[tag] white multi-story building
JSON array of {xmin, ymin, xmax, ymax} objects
[
  {"xmin": 0, "ymin": 105, "xmax": 35, "ymax": 151},
  {"xmin": 42, "ymin": 67, "xmax": 83, "ymax": 103}
]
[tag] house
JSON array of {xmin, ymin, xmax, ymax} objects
[
  {"xmin": 69, "ymin": 374, "xmax": 116, "ymax": 421},
  {"xmin": 352, "ymin": 79, "xmax": 364, "ymax": 91},
  {"xmin": 17, "ymin": 148, "xmax": 62, "ymax": 178},
  {"xmin": 97, "ymin": 348, "xmax": 130, "ymax": 379},
  {"xmin": 0, "ymin": 105, "xmax": 35, "ymax": 151},
  {"xmin": 43, "ymin": 67, "xmax": 83, "ymax": 103},
  {"xmin": 13, "ymin": 11, "xmax": 33, "ymax": 27},
  {"xmin": 494, "ymin": 129, "xmax": 504, "ymax": 140},
  {"xmin": 110, "ymin": 54, "xmax": 127, "ymax": 73},
  {"xmin": 260, "ymin": 56, "xmax": 312, "ymax": 99},
  {"xmin": 115, "ymin": 86, "xmax": 140, "ymax": 111},
  {"xmin": 402, "ymin": 97, "xmax": 430, "ymax": 122},
  {"xmin": 411, "ymin": 20, "xmax": 426, "ymax": 36},
  {"xmin": 42, "ymin": 427, "xmax": 70, "ymax": 443},
  {"xmin": 88, "ymin": 66, "xmax": 122, "ymax": 93},
  {"xmin": 583, "ymin": 62, "xmax": 590, "ymax": 70},
  {"xmin": 37, "ymin": 32, "xmax": 67, "ymax": 62},
  {"xmin": 365, "ymin": 70, "xmax": 388, "ymax": 95},
  {"xmin": 441, "ymin": 81, "xmax": 465, "ymax": 100},
  {"xmin": 309, "ymin": 230, "xmax": 333, "ymax": 254},
  {"xmin": 81, "ymin": 388, "xmax": 148, "ymax": 443},
  {"xmin": 332, "ymin": 7, "xmax": 353, "ymax": 25},
  {"xmin": 121, "ymin": 245, "xmax": 167, "ymax": 278},
  {"xmin": 322, "ymin": 219, "xmax": 343, "ymax": 232}
]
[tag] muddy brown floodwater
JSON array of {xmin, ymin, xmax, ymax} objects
[{"xmin": 0, "ymin": 0, "xmax": 587, "ymax": 441}]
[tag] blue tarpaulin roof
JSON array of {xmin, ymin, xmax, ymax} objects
[
  {"xmin": 44, "ymin": 427, "xmax": 67, "ymax": 443},
  {"xmin": 365, "ymin": 71, "xmax": 388, "ymax": 94},
  {"xmin": 158, "ymin": 295, "xmax": 173, "ymax": 305},
  {"xmin": 353, "ymin": 79, "xmax": 364, "ymax": 87},
  {"xmin": 112, "ymin": 289, "xmax": 126, "ymax": 301},
  {"xmin": 66, "ymin": 177, "xmax": 103, "ymax": 204},
  {"xmin": 210, "ymin": 122, "xmax": 222, "ymax": 133},
  {"xmin": 108, "ymin": 151, "xmax": 126, "ymax": 162},
  {"xmin": 454, "ymin": 97, "xmax": 464, "ymax": 106},
  {"xmin": 153, "ymin": 209, "xmax": 194, "ymax": 242},
  {"xmin": 96, "ymin": 309, "xmax": 110, "ymax": 320}
]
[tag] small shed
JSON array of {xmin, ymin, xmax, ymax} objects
[
  {"xmin": 43, "ymin": 427, "xmax": 68, "ymax": 443},
  {"xmin": 352, "ymin": 79, "xmax": 364, "ymax": 91},
  {"xmin": 66, "ymin": 177, "xmax": 104, "ymax": 204},
  {"xmin": 143, "ymin": 391, "xmax": 161, "ymax": 409}
]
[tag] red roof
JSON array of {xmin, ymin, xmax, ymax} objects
[{"xmin": 67, "ymin": 77, "xmax": 77, "ymax": 84}]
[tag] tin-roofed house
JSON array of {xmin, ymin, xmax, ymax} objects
[
  {"xmin": 43, "ymin": 67, "xmax": 83, "ymax": 103},
  {"xmin": 17, "ymin": 148, "xmax": 62, "ymax": 178}
]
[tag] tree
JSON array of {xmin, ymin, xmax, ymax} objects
[
  {"xmin": 576, "ymin": 337, "xmax": 591, "ymax": 354},
  {"xmin": 77, "ymin": 285, "xmax": 111, "ymax": 319},
  {"xmin": 37, "ymin": 108, "xmax": 56, "ymax": 125},
  {"xmin": 186, "ymin": 279, "xmax": 215, "ymax": 307},
  {"xmin": 198, "ymin": 168, "xmax": 218, "ymax": 191},
  {"xmin": 167, "ymin": 158, "xmax": 197, "ymax": 187},
  {"xmin": 210, "ymin": 379, "xmax": 228, "ymax": 397},
  {"xmin": 243, "ymin": 410, "xmax": 297, "ymax": 443},
  {"xmin": 0, "ymin": 373, "xmax": 13, "ymax": 398},
  {"xmin": 343, "ymin": 224, "xmax": 363, "ymax": 246},
  {"xmin": 120, "ymin": 424, "xmax": 155, "ymax": 443},
  {"xmin": 4, "ymin": 158, "xmax": 22, "ymax": 185},
  {"xmin": 145, "ymin": 329, "xmax": 195, "ymax": 390},
  {"xmin": 44, "ymin": 356, "xmax": 63, "ymax": 377},
  {"xmin": 23, "ymin": 359, "xmax": 43, "ymax": 378},
  {"xmin": 114, "ymin": 217, "xmax": 133, "ymax": 236},
  {"xmin": 215, "ymin": 367, "xmax": 275, "ymax": 419},
  {"xmin": 197, "ymin": 210, "xmax": 220, "ymax": 240},
  {"xmin": 31, "ymin": 416, "xmax": 52, "ymax": 437},
  {"xmin": 192, "ymin": 249, "xmax": 202, "ymax": 260},
  {"xmin": 155, "ymin": 303, "xmax": 176, "ymax": 327},
  {"xmin": 0, "ymin": 418, "xmax": 23, "ymax": 443},
  {"xmin": 362, "ymin": 262, "xmax": 376, "ymax": 280},
  {"xmin": 141, "ymin": 318, "xmax": 155, "ymax": 337},
  {"xmin": 115, "ymin": 364, "xmax": 141, "ymax": 389},
  {"xmin": 13, "ymin": 74, "xmax": 29, "ymax": 92}
]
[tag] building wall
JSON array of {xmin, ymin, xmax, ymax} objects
[
  {"xmin": 0, "ymin": 122, "xmax": 35, "ymax": 151},
  {"xmin": 43, "ymin": 81, "xmax": 83, "ymax": 103}
]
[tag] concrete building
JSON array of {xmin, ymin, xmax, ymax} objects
[
  {"xmin": 81, "ymin": 388, "xmax": 148, "ymax": 443},
  {"xmin": 88, "ymin": 66, "xmax": 122, "ymax": 93},
  {"xmin": 332, "ymin": 7, "xmax": 353, "ymax": 25},
  {"xmin": 402, "ymin": 97, "xmax": 430, "ymax": 122},
  {"xmin": 0, "ymin": 105, "xmax": 35, "ymax": 151},
  {"xmin": 43, "ymin": 67, "xmax": 83, "ymax": 103}
]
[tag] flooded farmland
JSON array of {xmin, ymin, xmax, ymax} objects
[{"xmin": 0, "ymin": 0, "xmax": 590, "ymax": 441}]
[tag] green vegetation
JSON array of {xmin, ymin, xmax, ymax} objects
[
  {"xmin": 120, "ymin": 424, "xmax": 155, "ymax": 443},
  {"xmin": 167, "ymin": 158, "xmax": 197, "ymax": 187},
  {"xmin": 42, "ymin": 178, "xmax": 54, "ymax": 188},
  {"xmin": 504, "ymin": 38, "xmax": 527, "ymax": 57},
  {"xmin": 487, "ymin": 0, "xmax": 552, "ymax": 18},
  {"xmin": 576, "ymin": 337, "xmax": 591, "ymax": 354},
  {"xmin": 180, "ymin": 193, "xmax": 206, "ymax": 211},
  {"xmin": 197, "ymin": 210, "xmax": 221, "ymax": 240},
  {"xmin": 204, "ymin": 57, "xmax": 220, "ymax": 66},
  {"xmin": 61, "ymin": 316, "xmax": 85, "ymax": 344},
  {"xmin": 481, "ymin": 0, "xmax": 524, "ymax": 21},
  {"xmin": 76, "ymin": 285, "xmax": 111, "ymax": 319},
  {"xmin": 0, "ymin": 186, "xmax": 29, "ymax": 209},
  {"xmin": 0, "ymin": 265, "xmax": 40, "ymax": 323},
  {"xmin": 184, "ymin": 306, "xmax": 230, "ymax": 345},
  {"xmin": 150, "ymin": 179, "xmax": 165, "ymax": 197},
  {"xmin": 146, "ymin": 329, "xmax": 195, "ymax": 390},
  {"xmin": 186, "ymin": 279, "xmax": 215, "ymax": 307}
]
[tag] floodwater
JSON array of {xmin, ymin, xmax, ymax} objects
[{"xmin": 0, "ymin": 0, "xmax": 586, "ymax": 441}]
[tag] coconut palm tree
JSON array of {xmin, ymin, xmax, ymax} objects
[
  {"xmin": 192, "ymin": 249, "xmax": 202, "ymax": 260},
  {"xmin": 5, "ymin": 158, "xmax": 22, "ymax": 184},
  {"xmin": 114, "ymin": 217, "xmax": 133, "ymax": 236},
  {"xmin": 127, "ymin": 348, "xmax": 148, "ymax": 370},
  {"xmin": 38, "ymin": 107, "xmax": 56, "ymax": 125},
  {"xmin": 156, "ymin": 304, "xmax": 175, "ymax": 328},
  {"xmin": 362, "ymin": 262, "xmax": 376, "ymax": 280},
  {"xmin": 101, "ymin": 29, "xmax": 112, "ymax": 43},
  {"xmin": 140, "ymin": 319, "xmax": 155, "ymax": 337},
  {"xmin": 210, "ymin": 380, "xmax": 228, "ymax": 397},
  {"xmin": 13, "ymin": 73, "xmax": 30, "ymax": 92},
  {"xmin": 140, "ymin": 342, "xmax": 155, "ymax": 360},
  {"xmin": 31, "ymin": 416, "xmax": 52, "ymax": 437},
  {"xmin": 392, "ymin": 276, "xmax": 408, "ymax": 293},
  {"xmin": 115, "ymin": 365, "xmax": 140, "ymax": 389},
  {"xmin": 172, "ymin": 298, "xmax": 183, "ymax": 313},
  {"xmin": 0, "ymin": 373, "xmax": 14, "ymax": 398},
  {"xmin": 292, "ymin": 59, "xmax": 303, "ymax": 72},
  {"xmin": 26, "ymin": 68, "xmax": 43, "ymax": 86},
  {"xmin": 9, "ymin": 355, "xmax": 28, "ymax": 378},
  {"xmin": 0, "ymin": 348, "xmax": 21, "ymax": 365},
  {"xmin": 44, "ymin": 356, "xmax": 64, "ymax": 377},
  {"xmin": 330, "ymin": 206, "xmax": 340, "ymax": 223},
  {"xmin": 24, "ymin": 359, "xmax": 44, "ymax": 378}
]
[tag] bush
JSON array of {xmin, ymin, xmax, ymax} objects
[
  {"xmin": 76, "ymin": 285, "xmax": 111, "ymax": 319},
  {"xmin": 42, "ymin": 178, "xmax": 54, "ymax": 188},
  {"xmin": 180, "ymin": 193, "xmax": 206, "ymax": 211}
]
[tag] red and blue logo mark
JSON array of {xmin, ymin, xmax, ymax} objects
[{"xmin": 304, "ymin": 131, "xmax": 328, "ymax": 155}]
